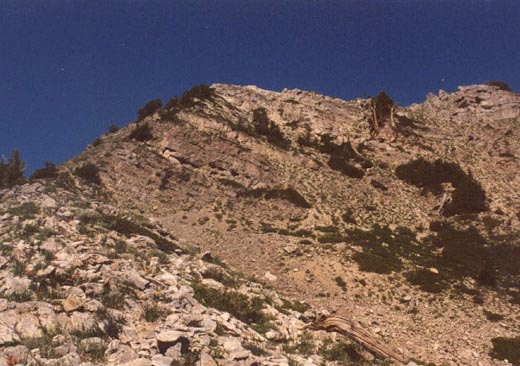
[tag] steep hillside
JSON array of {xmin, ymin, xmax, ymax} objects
[{"xmin": 2, "ymin": 83, "xmax": 520, "ymax": 366}]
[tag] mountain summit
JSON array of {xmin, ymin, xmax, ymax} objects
[{"xmin": 1, "ymin": 83, "xmax": 519, "ymax": 366}]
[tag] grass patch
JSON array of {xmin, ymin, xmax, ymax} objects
[
  {"xmin": 192, "ymin": 282, "xmax": 272, "ymax": 331},
  {"xmin": 283, "ymin": 331, "xmax": 315, "ymax": 356},
  {"xmin": 24, "ymin": 328, "xmax": 62, "ymax": 359},
  {"xmin": 243, "ymin": 342, "xmax": 268, "ymax": 356},
  {"xmin": 8, "ymin": 202, "xmax": 39, "ymax": 219},
  {"xmin": 142, "ymin": 302, "xmax": 166, "ymax": 322},
  {"xmin": 202, "ymin": 268, "xmax": 238, "ymax": 288}
]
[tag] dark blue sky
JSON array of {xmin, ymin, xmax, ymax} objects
[{"xmin": 1, "ymin": 1, "xmax": 519, "ymax": 174}]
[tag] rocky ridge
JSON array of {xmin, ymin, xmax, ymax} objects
[{"xmin": 1, "ymin": 82, "xmax": 520, "ymax": 366}]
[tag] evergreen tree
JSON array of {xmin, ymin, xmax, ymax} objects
[{"xmin": 0, "ymin": 150, "xmax": 26, "ymax": 188}]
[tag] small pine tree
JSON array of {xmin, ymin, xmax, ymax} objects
[
  {"xmin": 129, "ymin": 123, "xmax": 153, "ymax": 142},
  {"xmin": 108, "ymin": 125, "xmax": 120, "ymax": 134},
  {"xmin": 0, "ymin": 150, "xmax": 26, "ymax": 188},
  {"xmin": 137, "ymin": 99, "xmax": 162, "ymax": 120},
  {"xmin": 30, "ymin": 162, "xmax": 57, "ymax": 180}
]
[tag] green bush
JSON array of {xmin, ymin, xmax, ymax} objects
[
  {"xmin": 161, "ymin": 85, "xmax": 215, "ymax": 120},
  {"xmin": 108, "ymin": 124, "xmax": 120, "ymax": 134},
  {"xmin": 142, "ymin": 302, "xmax": 165, "ymax": 322},
  {"xmin": 129, "ymin": 122, "xmax": 153, "ymax": 142},
  {"xmin": 192, "ymin": 282, "xmax": 271, "ymax": 327},
  {"xmin": 90, "ymin": 138, "xmax": 102, "ymax": 147},
  {"xmin": 181, "ymin": 84, "xmax": 215, "ymax": 103},
  {"xmin": 8, "ymin": 201, "xmax": 39, "ymax": 219},
  {"xmin": 30, "ymin": 162, "xmax": 57, "ymax": 180},
  {"xmin": 0, "ymin": 150, "xmax": 26, "ymax": 189},
  {"xmin": 74, "ymin": 163, "xmax": 101, "ymax": 185},
  {"xmin": 485, "ymin": 80, "xmax": 512, "ymax": 92},
  {"xmin": 137, "ymin": 99, "xmax": 162, "ymax": 120},
  {"xmin": 252, "ymin": 108, "xmax": 291, "ymax": 150}
]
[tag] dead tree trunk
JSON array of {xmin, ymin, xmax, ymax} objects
[
  {"xmin": 310, "ymin": 315, "xmax": 408, "ymax": 364},
  {"xmin": 370, "ymin": 104, "xmax": 379, "ymax": 134}
]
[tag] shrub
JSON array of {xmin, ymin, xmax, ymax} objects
[
  {"xmin": 108, "ymin": 125, "xmax": 120, "ymax": 134},
  {"xmin": 283, "ymin": 331, "xmax": 316, "ymax": 356},
  {"xmin": 137, "ymin": 99, "xmax": 162, "ymax": 120},
  {"xmin": 180, "ymin": 84, "xmax": 215, "ymax": 104},
  {"xmin": 90, "ymin": 138, "xmax": 102, "ymax": 147},
  {"xmin": 485, "ymin": 80, "xmax": 512, "ymax": 92},
  {"xmin": 30, "ymin": 162, "xmax": 57, "ymax": 180},
  {"xmin": 252, "ymin": 108, "xmax": 291, "ymax": 150},
  {"xmin": 8, "ymin": 201, "xmax": 39, "ymax": 219},
  {"xmin": 161, "ymin": 85, "xmax": 215, "ymax": 120},
  {"xmin": 192, "ymin": 282, "xmax": 271, "ymax": 327},
  {"xmin": 319, "ymin": 339, "xmax": 363, "ymax": 365},
  {"xmin": 129, "ymin": 123, "xmax": 153, "ymax": 142},
  {"xmin": 74, "ymin": 163, "xmax": 101, "ymax": 185},
  {"xmin": 142, "ymin": 302, "xmax": 165, "ymax": 322},
  {"xmin": 0, "ymin": 150, "xmax": 26, "ymax": 188}
]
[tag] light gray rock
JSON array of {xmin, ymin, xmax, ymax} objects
[
  {"xmin": 0, "ymin": 311, "xmax": 20, "ymax": 346},
  {"xmin": 125, "ymin": 270, "xmax": 149, "ymax": 290},
  {"xmin": 151, "ymin": 354, "xmax": 173, "ymax": 366},
  {"xmin": 201, "ymin": 278, "xmax": 224, "ymax": 290},
  {"xmin": 63, "ymin": 294, "xmax": 84, "ymax": 312},
  {"xmin": 121, "ymin": 358, "xmax": 152, "ymax": 366},
  {"xmin": 107, "ymin": 344, "xmax": 138, "ymax": 365},
  {"xmin": 66, "ymin": 312, "xmax": 98, "ymax": 334},
  {"xmin": 15, "ymin": 315, "xmax": 43, "ymax": 340}
]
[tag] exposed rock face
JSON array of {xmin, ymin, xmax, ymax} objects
[{"xmin": 1, "ymin": 83, "xmax": 520, "ymax": 366}]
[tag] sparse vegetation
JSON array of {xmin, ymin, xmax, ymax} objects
[
  {"xmin": 30, "ymin": 162, "xmax": 58, "ymax": 180},
  {"xmin": 283, "ymin": 331, "xmax": 316, "ymax": 356},
  {"xmin": 108, "ymin": 124, "xmax": 120, "ymax": 134},
  {"xmin": 161, "ymin": 84, "xmax": 216, "ymax": 119},
  {"xmin": 8, "ymin": 201, "xmax": 39, "ymax": 219},
  {"xmin": 142, "ymin": 302, "xmax": 165, "ymax": 322},
  {"xmin": 137, "ymin": 98, "xmax": 162, "ymax": 120},
  {"xmin": 129, "ymin": 122, "xmax": 153, "ymax": 142},
  {"xmin": 90, "ymin": 137, "xmax": 102, "ymax": 147},
  {"xmin": 252, "ymin": 107, "xmax": 291, "ymax": 150},
  {"xmin": 192, "ymin": 282, "xmax": 272, "ymax": 330},
  {"xmin": 74, "ymin": 163, "xmax": 102, "ymax": 185},
  {"xmin": 485, "ymin": 80, "xmax": 512, "ymax": 92},
  {"xmin": 243, "ymin": 342, "xmax": 268, "ymax": 356},
  {"xmin": 24, "ymin": 327, "xmax": 62, "ymax": 359},
  {"xmin": 0, "ymin": 150, "xmax": 26, "ymax": 189}
]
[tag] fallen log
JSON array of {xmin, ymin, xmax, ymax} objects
[{"xmin": 309, "ymin": 314, "xmax": 408, "ymax": 364}]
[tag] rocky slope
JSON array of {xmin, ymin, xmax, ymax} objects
[
  {"xmin": 1, "ymin": 181, "xmax": 382, "ymax": 366},
  {"xmin": 1, "ymin": 82, "xmax": 520, "ymax": 366}
]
